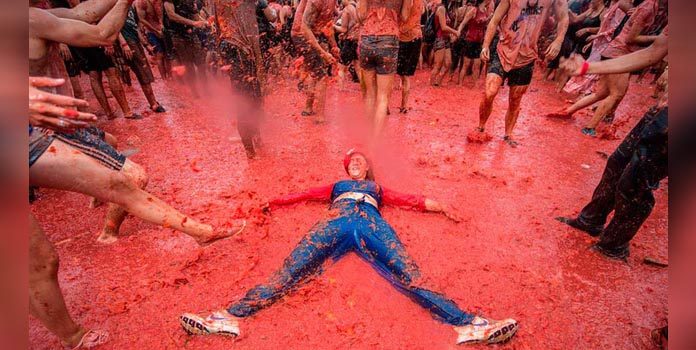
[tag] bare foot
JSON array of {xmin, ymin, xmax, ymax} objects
[
  {"xmin": 64, "ymin": 329, "xmax": 109, "ymax": 349},
  {"xmin": 197, "ymin": 220, "xmax": 246, "ymax": 246},
  {"xmin": 96, "ymin": 232, "xmax": 118, "ymax": 244}
]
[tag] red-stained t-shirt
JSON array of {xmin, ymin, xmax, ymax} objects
[
  {"xmin": 399, "ymin": 0, "xmax": 424, "ymax": 41},
  {"xmin": 269, "ymin": 183, "xmax": 428, "ymax": 211},
  {"xmin": 362, "ymin": 0, "xmax": 403, "ymax": 37},
  {"xmin": 601, "ymin": 0, "xmax": 658, "ymax": 59},
  {"xmin": 213, "ymin": 0, "xmax": 259, "ymax": 54},
  {"xmin": 291, "ymin": 0, "xmax": 337, "ymax": 37},
  {"xmin": 497, "ymin": 0, "xmax": 557, "ymax": 71}
]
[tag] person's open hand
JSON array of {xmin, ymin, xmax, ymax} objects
[
  {"xmin": 122, "ymin": 44, "xmax": 133, "ymax": 60},
  {"xmin": 29, "ymin": 77, "xmax": 97, "ymax": 132},
  {"xmin": 544, "ymin": 39, "xmax": 562, "ymax": 61},
  {"xmin": 559, "ymin": 53, "xmax": 586, "ymax": 77}
]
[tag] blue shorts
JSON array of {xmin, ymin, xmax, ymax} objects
[{"xmin": 146, "ymin": 32, "xmax": 165, "ymax": 54}]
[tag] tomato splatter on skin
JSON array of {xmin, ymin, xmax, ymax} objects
[{"xmin": 29, "ymin": 66, "xmax": 667, "ymax": 349}]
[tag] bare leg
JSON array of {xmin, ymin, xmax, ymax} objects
[
  {"xmin": 313, "ymin": 77, "xmax": 327, "ymax": 123},
  {"xmin": 105, "ymin": 67, "xmax": 134, "ymax": 118},
  {"xmin": 458, "ymin": 57, "xmax": 471, "ymax": 85},
  {"xmin": 504, "ymin": 84, "xmax": 529, "ymax": 142},
  {"xmin": 96, "ymin": 160, "xmax": 149, "ymax": 244},
  {"xmin": 400, "ymin": 75, "xmax": 410, "ymax": 111},
  {"xmin": 140, "ymin": 83, "xmax": 161, "ymax": 110},
  {"xmin": 302, "ymin": 76, "xmax": 316, "ymax": 115},
  {"xmin": 362, "ymin": 68, "xmax": 378, "ymax": 132},
  {"xmin": 373, "ymin": 73, "xmax": 395, "ymax": 139},
  {"xmin": 563, "ymin": 76, "xmax": 610, "ymax": 115},
  {"xmin": 88, "ymin": 71, "xmax": 115, "ymax": 119},
  {"xmin": 430, "ymin": 49, "xmax": 445, "ymax": 86},
  {"xmin": 478, "ymin": 73, "xmax": 503, "ymax": 130},
  {"xmin": 586, "ymin": 73, "xmax": 629, "ymax": 129},
  {"xmin": 29, "ymin": 214, "xmax": 87, "ymax": 348},
  {"xmin": 471, "ymin": 58, "xmax": 482, "ymax": 82},
  {"xmin": 29, "ymin": 140, "xmax": 234, "ymax": 244},
  {"xmin": 434, "ymin": 49, "xmax": 452, "ymax": 86}
]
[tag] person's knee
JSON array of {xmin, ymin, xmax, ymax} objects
[{"xmin": 109, "ymin": 171, "xmax": 140, "ymax": 198}]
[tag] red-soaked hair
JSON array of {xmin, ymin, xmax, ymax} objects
[{"xmin": 344, "ymin": 148, "xmax": 375, "ymax": 181}]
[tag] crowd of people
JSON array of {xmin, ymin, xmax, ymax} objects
[{"xmin": 28, "ymin": 0, "xmax": 668, "ymax": 348}]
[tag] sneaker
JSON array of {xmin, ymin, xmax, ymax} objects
[
  {"xmin": 455, "ymin": 316, "xmax": 518, "ymax": 345},
  {"xmin": 179, "ymin": 311, "xmax": 240, "ymax": 337},
  {"xmin": 581, "ymin": 128, "xmax": 596, "ymax": 137},
  {"xmin": 555, "ymin": 216, "xmax": 602, "ymax": 237}
]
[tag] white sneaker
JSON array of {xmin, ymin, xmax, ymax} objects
[
  {"xmin": 455, "ymin": 316, "xmax": 518, "ymax": 345},
  {"xmin": 179, "ymin": 311, "xmax": 240, "ymax": 337}
]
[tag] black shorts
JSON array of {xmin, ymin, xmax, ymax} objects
[
  {"xmin": 219, "ymin": 41, "xmax": 263, "ymax": 102},
  {"xmin": 74, "ymin": 47, "xmax": 115, "ymax": 73},
  {"xmin": 359, "ymin": 35, "xmax": 399, "ymax": 75},
  {"xmin": 397, "ymin": 38, "xmax": 421, "ymax": 76},
  {"xmin": 64, "ymin": 47, "xmax": 82, "ymax": 77},
  {"xmin": 340, "ymin": 39, "xmax": 358, "ymax": 65},
  {"xmin": 171, "ymin": 34, "xmax": 206, "ymax": 65},
  {"xmin": 54, "ymin": 127, "xmax": 126, "ymax": 171},
  {"xmin": 293, "ymin": 36, "xmax": 330, "ymax": 79},
  {"xmin": 124, "ymin": 40, "xmax": 154, "ymax": 85},
  {"xmin": 463, "ymin": 40, "xmax": 483, "ymax": 59},
  {"xmin": 488, "ymin": 46, "xmax": 534, "ymax": 86}
]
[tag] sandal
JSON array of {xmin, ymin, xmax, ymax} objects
[
  {"xmin": 125, "ymin": 113, "xmax": 143, "ymax": 120},
  {"xmin": 151, "ymin": 105, "xmax": 166, "ymax": 113},
  {"xmin": 503, "ymin": 136, "xmax": 519, "ymax": 148},
  {"xmin": 301, "ymin": 110, "xmax": 315, "ymax": 117}
]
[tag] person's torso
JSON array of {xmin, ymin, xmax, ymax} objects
[
  {"xmin": 257, "ymin": 0, "xmax": 275, "ymax": 33},
  {"xmin": 465, "ymin": 4, "xmax": 491, "ymax": 42},
  {"xmin": 291, "ymin": 0, "xmax": 336, "ymax": 37},
  {"xmin": 434, "ymin": 5, "xmax": 452, "ymax": 39},
  {"xmin": 214, "ymin": 0, "xmax": 260, "ymax": 52},
  {"xmin": 343, "ymin": 3, "xmax": 360, "ymax": 40},
  {"xmin": 399, "ymin": 0, "xmax": 423, "ymax": 41},
  {"xmin": 165, "ymin": 0, "xmax": 199, "ymax": 36},
  {"xmin": 602, "ymin": 0, "xmax": 657, "ymax": 58},
  {"xmin": 497, "ymin": 0, "xmax": 556, "ymax": 71},
  {"xmin": 142, "ymin": 0, "xmax": 165, "ymax": 29},
  {"xmin": 330, "ymin": 180, "xmax": 384, "ymax": 212},
  {"xmin": 122, "ymin": 8, "xmax": 141, "ymax": 43},
  {"xmin": 362, "ymin": 0, "xmax": 403, "ymax": 36}
]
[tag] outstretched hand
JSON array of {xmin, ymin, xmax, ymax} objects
[
  {"xmin": 29, "ymin": 77, "xmax": 96, "ymax": 132},
  {"xmin": 559, "ymin": 53, "xmax": 586, "ymax": 77}
]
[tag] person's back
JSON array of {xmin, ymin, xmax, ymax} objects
[{"xmin": 361, "ymin": 0, "xmax": 403, "ymax": 36}]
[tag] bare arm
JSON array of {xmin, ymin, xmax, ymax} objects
[
  {"xmin": 357, "ymin": 0, "xmax": 366, "ymax": 21},
  {"xmin": 436, "ymin": 6, "xmax": 457, "ymax": 35},
  {"xmin": 482, "ymin": 0, "xmax": 508, "ymax": 49},
  {"xmin": 135, "ymin": 1, "xmax": 160, "ymax": 33},
  {"xmin": 545, "ymin": 0, "xmax": 569, "ymax": 60},
  {"xmin": 424, "ymin": 198, "xmax": 461, "ymax": 223},
  {"xmin": 401, "ymin": 0, "xmax": 413, "ymax": 23},
  {"xmin": 561, "ymin": 33, "xmax": 667, "ymax": 76},
  {"xmin": 302, "ymin": 0, "xmax": 334, "ymax": 61},
  {"xmin": 456, "ymin": 6, "xmax": 475, "ymax": 35},
  {"xmin": 163, "ymin": 1, "xmax": 204, "ymax": 27},
  {"xmin": 29, "ymin": 1, "xmax": 131, "ymax": 47},
  {"xmin": 47, "ymin": 0, "xmax": 119, "ymax": 23},
  {"xmin": 334, "ymin": 9, "xmax": 350, "ymax": 33}
]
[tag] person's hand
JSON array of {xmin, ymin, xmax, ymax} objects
[
  {"xmin": 559, "ymin": 53, "xmax": 586, "ymax": 77},
  {"xmin": 29, "ymin": 77, "xmax": 97, "ymax": 132},
  {"xmin": 441, "ymin": 204, "xmax": 462, "ymax": 223},
  {"xmin": 586, "ymin": 34, "xmax": 598, "ymax": 42},
  {"xmin": 193, "ymin": 20, "xmax": 208, "ymax": 29},
  {"xmin": 58, "ymin": 44, "xmax": 73, "ymax": 61},
  {"xmin": 121, "ymin": 44, "xmax": 133, "ymax": 60},
  {"xmin": 331, "ymin": 46, "xmax": 340, "ymax": 58},
  {"xmin": 104, "ymin": 45, "xmax": 115, "ymax": 56},
  {"xmin": 321, "ymin": 50, "xmax": 336, "ymax": 64},
  {"xmin": 576, "ymin": 28, "xmax": 589, "ymax": 36},
  {"xmin": 480, "ymin": 46, "xmax": 490, "ymax": 62},
  {"xmin": 582, "ymin": 41, "xmax": 593, "ymax": 53},
  {"xmin": 544, "ymin": 39, "xmax": 562, "ymax": 61}
]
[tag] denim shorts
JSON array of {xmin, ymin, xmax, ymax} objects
[{"xmin": 359, "ymin": 35, "xmax": 399, "ymax": 75}]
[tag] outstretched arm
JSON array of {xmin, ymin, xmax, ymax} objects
[
  {"xmin": 29, "ymin": 1, "xmax": 132, "ymax": 47},
  {"xmin": 382, "ymin": 187, "xmax": 460, "ymax": 222},
  {"xmin": 267, "ymin": 184, "xmax": 334, "ymax": 209},
  {"xmin": 47, "ymin": 0, "xmax": 119, "ymax": 22}
]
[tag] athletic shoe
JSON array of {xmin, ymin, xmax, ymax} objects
[
  {"xmin": 581, "ymin": 127, "xmax": 596, "ymax": 137},
  {"xmin": 179, "ymin": 311, "xmax": 240, "ymax": 337},
  {"xmin": 455, "ymin": 316, "xmax": 518, "ymax": 345}
]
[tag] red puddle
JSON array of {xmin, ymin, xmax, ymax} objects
[{"xmin": 29, "ymin": 68, "xmax": 668, "ymax": 349}]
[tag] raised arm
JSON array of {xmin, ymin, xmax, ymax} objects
[
  {"xmin": 29, "ymin": 1, "xmax": 131, "ymax": 47},
  {"xmin": 48, "ymin": 0, "xmax": 119, "ymax": 23},
  {"xmin": 268, "ymin": 184, "xmax": 334, "ymax": 208}
]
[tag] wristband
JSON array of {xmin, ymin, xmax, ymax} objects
[{"xmin": 579, "ymin": 61, "xmax": 590, "ymax": 76}]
